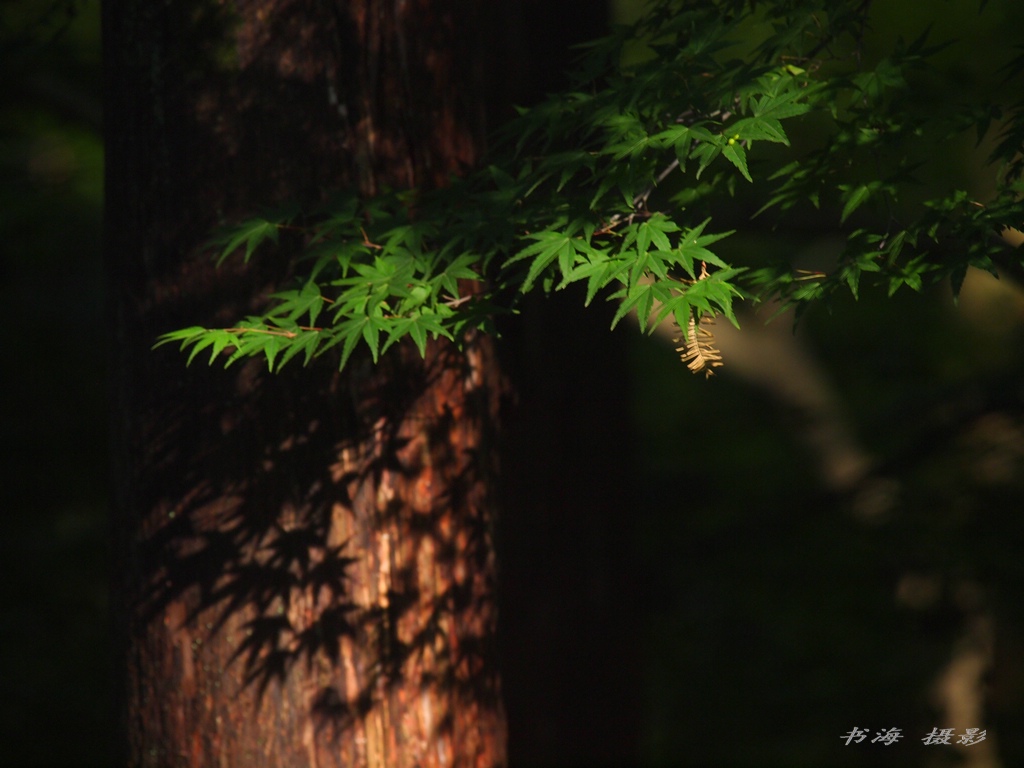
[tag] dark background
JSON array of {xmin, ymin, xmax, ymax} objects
[{"xmin": 2, "ymin": 1, "xmax": 1024, "ymax": 766}]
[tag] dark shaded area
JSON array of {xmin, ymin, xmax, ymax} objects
[
  {"xmin": 499, "ymin": 286, "xmax": 641, "ymax": 766},
  {"xmin": 0, "ymin": 2, "xmax": 111, "ymax": 766},
  {"xmin": 490, "ymin": 4, "xmax": 647, "ymax": 765}
]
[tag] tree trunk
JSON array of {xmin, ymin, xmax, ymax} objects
[{"xmin": 103, "ymin": 1, "xmax": 505, "ymax": 766}]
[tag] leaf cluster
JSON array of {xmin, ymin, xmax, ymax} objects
[{"xmin": 157, "ymin": 0, "xmax": 1024, "ymax": 374}]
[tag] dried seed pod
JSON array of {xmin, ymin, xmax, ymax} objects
[{"xmin": 675, "ymin": 313, "xmax": 723, "ymax": 378}]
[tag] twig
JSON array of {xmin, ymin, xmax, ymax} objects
[
  {"xmin": 360, "ymin": 227, "xmax": 383, "ymax": 249},
  {"xmin": 635, "ymin": 158, "xmax": 681, "ymax": 210},
  {"xmin": 223, "ymin": 326, "xmax": 324, "ymax": 339}
]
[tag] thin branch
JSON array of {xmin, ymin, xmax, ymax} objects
[
  {"xmin": 223, "ymin": 326, "xmax": 324, "ymax": 339},
  {"xmin": 635, "ymin": 158, "xmax": 681, "ymax": 211},
  {"xmin": 360, "ymin": 227, "xmax": 383, "ymax": 249}
]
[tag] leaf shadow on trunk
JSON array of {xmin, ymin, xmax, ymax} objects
[{"xmin": 127, "ymin": 329, "xmax": 504, "ymax": 754}]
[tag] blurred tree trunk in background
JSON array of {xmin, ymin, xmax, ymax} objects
[
  {"xmin": 103, "ymin": 1, "xmax": 508, "ymax": 765},
  {"xmin": 492, "ymin": 2, "xmax": 643, "ymax": 764}
]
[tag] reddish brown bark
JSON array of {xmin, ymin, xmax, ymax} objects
[{"xmin": 104, "ymin": 1, "xmax": 505, "ymax": 766}]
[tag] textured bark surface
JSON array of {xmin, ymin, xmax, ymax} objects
[{"xmin": 104, "ymin": 1, "xmax": 505, "ymax": 766}]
